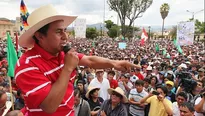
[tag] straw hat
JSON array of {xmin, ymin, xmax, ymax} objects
[
  {"xmin": 107, "ymin": 87, "xmax": 128, "ymax": 103},
  {"xmin": 19, "ymin": 4, "xmax": 77, "ymax": 48},
  {"xmin": 85, "ymin": 86, "xmax": 100, "ymax": 99}
]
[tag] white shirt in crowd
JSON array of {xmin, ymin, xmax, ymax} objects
[
  {"xmin": 194, "ymin": 97, "xmax": 205, "ymax": 116},
  {"xmin": 172, "ymin": 102, "xmax": 180, "ymax": 116},
  {"xmin": 89, "ymin": 78, "xmax": 110, "ymax": 100}
]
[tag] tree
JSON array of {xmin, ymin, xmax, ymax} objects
[
  {"xmin": 105, "ymin": 20, "xmax": 115, "ymax": 30},
  {"xmin": 107, "ymin": 25, "xmax": 120, "ymax": 38},
  {"xmin": 195, "ymin": 19, "xmax": 205, "ymax": 34},
  {"xmin": 169, "ymin": 26, "xmax": 177, "ymax": 40},
  {"xmin": 86, "ymin": 27, "xmax": 98, "ymax": 39},
  {"xmin": 160, "ymin": 3, "xmax": 170, "ymax": 38},
  {"xmin": 107, "ymin": 0, "xmax": 152, "ymax": 37}
]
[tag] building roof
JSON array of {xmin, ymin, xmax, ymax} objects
[{"xmin": 0, "ymin": 20, "xmax": 14, "ymax": 25}]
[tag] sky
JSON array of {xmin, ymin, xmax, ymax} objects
[{"xmin": 0, "ymin": 0, "xmax": 204, "ymax": 26}]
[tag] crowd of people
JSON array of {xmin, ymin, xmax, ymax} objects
[
  {"xmin": 0, "ymin": 4, "xmax": 204, "ymax": 116},
  {"xmin": 0, "ymin": 36, "xmax": 204, "ymax": 116}
]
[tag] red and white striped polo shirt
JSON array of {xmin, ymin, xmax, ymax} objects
[{"xmin": 15, "ymin": 44, "xmax": 84, "ymax": 116}]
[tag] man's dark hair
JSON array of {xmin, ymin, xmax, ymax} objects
[
  {"xmin": 135, "ymin": 80, "xmax": 144, "ymax": 86},
  {"xmin": 180, "ymin": 102, "xmax": 195, "ymax": 112},
  {"xmin": 33, "ymin": 23, "xmax": 50, "ymax": 44},
  {"xmin": 74, "ymin": 88, "xmax": 81, "ymax": 98},
  {"xmin": 156, "ymin": 85, "xmax": 168, "ymax": 96},
  {"xmin": 176, "ymin": 91, "xmax": 188, "ymax": 100},
  {"xmin": 150, "ymin": 75, "xmax": 158, "ymax": 84},
  {"xmin": 143, "ymin": 77, "xmax": 150, "ymax": 84},
  {"xmin": 108, "ymin": 71, "xmax": 115, "ymax": 76}
]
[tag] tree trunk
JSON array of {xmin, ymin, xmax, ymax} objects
[{"xmin": 162, "ymin": 19, "xmax": 165, "ymax": 39}]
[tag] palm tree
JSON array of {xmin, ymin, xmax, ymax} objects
[{"xmin": 160, "ymin": 3, "xmax": 170, "ymax": 38}]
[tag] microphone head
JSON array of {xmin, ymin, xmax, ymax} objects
[{"xmin": 62, "ymin": 44, "xmax": 71, "ymax": 53}]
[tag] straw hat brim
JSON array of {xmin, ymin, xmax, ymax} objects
[
  {"xmin": 108, "ymin": 88, "xmax": 128, "ymax": 103},
  {"xmin": 86, "ymin": 87, "xmax": 100, "ymax": 99},
  {"xmin": 19, "ymin": 15, "xmax": 77, "ymax": 48}
]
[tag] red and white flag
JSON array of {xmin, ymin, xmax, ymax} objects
[{"xmin": 140, "ymin": 28, "xmax": 148, "ymax": 45}]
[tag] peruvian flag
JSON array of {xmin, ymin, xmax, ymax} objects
[{"xmin": 140, "ymin": 28, "xmax": 148, "ymax": 45}]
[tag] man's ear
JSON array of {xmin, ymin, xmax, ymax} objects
[{"xmin": 34, "ymin": 32, "xmax": 44, "ymax": 41}]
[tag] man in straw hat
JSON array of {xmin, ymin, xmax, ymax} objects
[
  {"xmin": 98, "ymin": 87, "xmax": 128, "ymax": 116},
  {"xmin": 14, "ymin": 4, "xmax": 140, "ymax": 116},
  {"xmin": 86, "ymin": 86, "xmax": 103, "ymax": 116}
]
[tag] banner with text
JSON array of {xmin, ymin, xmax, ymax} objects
[
  {"xmin": 74, "ymin": 18, "xmax": 86, "ymax": 38},
  {"xmin": 177, "ymin": 21, "xmax": 195, "ymax": 46}
]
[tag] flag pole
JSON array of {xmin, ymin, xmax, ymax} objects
[{"xmin": 15, "ymin": 32, "xmax": 18, "ymax": 54}]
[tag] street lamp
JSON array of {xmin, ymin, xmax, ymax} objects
[
  {"xmin": 148, "ymin": 26, "xmax": 151, "ymax": 41},
  {"xmin": 186, "ymin": 9, "xmax": 204, "ymax": 20}
]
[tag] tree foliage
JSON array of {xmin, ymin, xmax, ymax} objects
[
  {"xmin": 160, "ymin": 3, "xmax": 170, "ymax": 20},
  {"xmin": 86, "ymin": 27, "xmax": 98, "ymax": 39},
  {"xmin": 169, "ymin": 26, "xmax": 177, "ymax": 39},
  {"xmin": 107, "ymin": 0, "xmax": 152, "ymax": 37},
  {"xmin": 195, "ymin": 19, "xmax": 205, "ymax": 34}
]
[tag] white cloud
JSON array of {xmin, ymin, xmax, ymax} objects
[{"xmin": 0, "ymin": 0, "xmax": 204, "ymax": 26}]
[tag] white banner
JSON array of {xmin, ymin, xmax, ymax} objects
[
  {"xmin": 74, "ymin": 18, "xmax": 86, "ymax": 38},
  {"xmin": 177, "ymin": 21, "xmax": 195, "ymax": 46}
]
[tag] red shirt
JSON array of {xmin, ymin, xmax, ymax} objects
[
  {"xmin": 135, "ymin": 72, "xmax": 144, "ymax": 80},
  {"xmin": 109, "ymin": 79, "xmax": 118, "ymax": 89},
  {"xmin": 15, "ymin": 44, "xmax": 84, "ymax": 116}
]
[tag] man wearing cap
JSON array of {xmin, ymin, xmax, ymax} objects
[
  {"xmin": 15, "ymin": 5, "xmax": 140, "ymax": 116},
  {"xmin": 98, "ymin": 87, "xmax": 128, "ymax": 116}
]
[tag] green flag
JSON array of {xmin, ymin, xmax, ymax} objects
[
  {"xmin": 92, "ymin": 41, "xmax": 95, "ymax": 47},
  {"xmin": 6, "ymin": 32, "xmax": 18, "ymax": 77},
  {"xmin": 162, "ymin": 48, "xmax": 167, "ymax": 56},
  {"xmin": 177, "ymin": 45, "xmax": 183, "ymax": 54},
  {"xmin": 173, "ymin": 38, "xmax": 177, "ymax": 47},
  {"xmin": 155, "ymin": 43, "xmax": 159, "ymax": 52}
]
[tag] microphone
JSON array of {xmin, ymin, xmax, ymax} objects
[{"xmin": 62, "ymin": 44, "xmax": 83, "ymax": 81}]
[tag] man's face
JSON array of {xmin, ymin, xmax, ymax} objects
[
  {"xmin": 111, "ymin": 92, "xmax": 122, "ymax": 104},
  {"xmin": 179, "ymin": 106, "xmax": 194, "ymax": 116},
  {"xmin": 74, "ymin": 95, "xmax": 80, "ymax": 106},
  {"xmin": 136, "ymin": 85, "xmax": 143, "ymax": 93},
  {"xmin": 77, "ymin": 83, "xmax": 84, "ymax": 92},
  {"xmin": 198, "ymin": 71, "xmax": 204, "ymax": 77},
  {"xmin": 0, "ymin": 68, "xmax": 7, "ymax": 76},
  {"xmin": 156, "ymin": 88, "xmax": 165, "ymax": 98},
  {"xmin": 176, "ymin": 96, "xmax": 186, "ymax": 106},
  {"xmin": 96, "ymin": 71, "xmax": 104, "ymax": 78},
  {"xmin": 108, "ymin": 74, "xmax": 114, "ymax": 81},
  {"xmin": 37, "ymin": 20, "xmax": 68, "ymax": 55}
]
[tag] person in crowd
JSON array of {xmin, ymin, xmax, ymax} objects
[
  {"xmin": 197, "ymin": 68, "xmax": 205, "ymax": 81},
  {"xmin": 15, "ymin": 4, "xmax": 139, "ymax": 116},
  {"xmin": 107, "ymin": 70, "xmax": 118, "ymax": 89},
  {"xmin": 173, "ymin": 91, "xmax": 188, "ymax": 116},
  {"xmin": 74, "ymin": 88, "xmax": 91, "ymax": 116},
  {"xmin": 77, "ymin": 80, "xmax": 87, "ymax": 100},
  {"xmin": 128, "ymin": 80, "xmax": 148, "ymax": 116},
  {"xmin": 98, "ymin": 87, "xmax": 128, "ymax": 116},
  {"xmin": 140, "ymin": 85, "xmax": 173, "ymax": 116},
  {"xmin": 165, "ymin": 80, "xmax": 176, "ymax": 102},
  {"xmin": 135, "ymin": 68, "xmax": 144, "ymax": 80},
  {"xmin": 85, "ymin": 74, "xmax": 94, "ymax": 91},
  {"xmin": 158, "ymin": 71, "xmax": 165, "ymax": 84},
  {"xmin": 143, "ymin": 77, "xmax": 153, "ymax": 93},
  {"xmin": 0, "ymin": 90, "xmax": 8, "ymax": 116},
  {"xmin": 150, "ymin": 75, "xmax": 158, "ymax": 90},
  {"xmin": 179, "ymin": 102, "xmax": 195, "ymax": 116},
  {"xmin": 89, "ymin": 69, "xmax": 110, "ymax": 100},
  {"xmin": 194, "ymin": 91, "xmax": 205, "ymax": 116},
  {"xmin": 14, "ymin": 89, "xmax": 25, "ymax": 110},
  {"xmin": 118, "ymin": 73, "xmax": 133, "ymax": 97},
  {"xmin": 86, "ymin": 86, "xmax": 104, "ymax": 116}
]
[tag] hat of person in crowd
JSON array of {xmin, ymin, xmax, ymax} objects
[
  {"xmin": 130, "ymin": 75, "xmax": 139, "ymax": 83},
  {"xmin": 198, "ymin": 68, "xmax": 205, "ymax": 73},
  {"xmin": 159, "ymin": 71, "xmax": 165, "ymax": 75},
  {"xmin": 146, "ymin": 65, "xmax": 152, "ymax": 71},
  {"xmin": 167, "ymin": 70, "xmax": 174, "ymax": 75},
  {"xmin": 96, "ymin": 69, "xmax": 104, "ymax": 73},
  {"xmin": 179, "ymin": 63, "xmax": 187, "ymax": 69},
  {"xmin": 165, "ymin": 81, "xmax": 174, "ymax": 87},
  {"xmin": 107, "ymin": 87, "xmax": 128, "ymax": 103},
  {"xmin": 185, "ymin": 61, "xmax": 191, "ymax": 65},
  {"xmin": 19, "ymin": 4, "xmax": 77, "ymax": 48},
  {"xmin": 123, "ymin": 73, "xmax": 131, "ymax": 78},
  {"xmin": 85, "ymin": 86, "xmax": 100, "ymax": 99}
]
